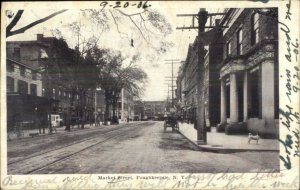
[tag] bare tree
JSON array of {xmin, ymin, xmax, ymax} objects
[{"xmin": 6, "ymin": 10, "xmax": 67, "ymax": 38}]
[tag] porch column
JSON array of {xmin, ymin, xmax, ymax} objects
[
  {"xmin": 261, "ymin": 60, "xmax": 275, "ymax": 127},
  {"xmin": 243, "ymin": 72, "xmax": 248, "ymax": 122},
  {"xmin": 230, "ymin": 73, "xmax": 238, "ymax": 123},
  {"xmin": 220, "ymin": 78, "xmax": 227, "ymax": 124}
]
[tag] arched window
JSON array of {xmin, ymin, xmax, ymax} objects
[{"xmin": 251, "ymin": 13, "xmax": 259, "ymax": 45}]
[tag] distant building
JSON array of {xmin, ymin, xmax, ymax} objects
[
  {"xmin": 143, "ymin": 101, "xmax": 165, "ymax": 120},
  {"xmin": 133, "ymin": 100, "xmax": 144, "ymax": 120},
  {"xmin": 177, "ymin": 38, "xmax": 199, "ymax": 124},
  {"xmin": 118, "ymin": 88, "xmax": 134, "ymax": 121}
]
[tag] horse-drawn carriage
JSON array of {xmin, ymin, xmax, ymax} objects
[{"xmin": 164, "ymin": 116, "xmax": 179, "ymax": 132}]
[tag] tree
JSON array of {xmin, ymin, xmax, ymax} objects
[
  {"xmin": 97, "ymin": 50, "xmax": 124, "ymax": 125},
  {"xmin": 6, "ymin": 10, "xmax": 67, "ymax": 38},
  {"xmin": 97, "ymin": 51, "xmax": 147, "ymax": 124},
  {"xmin": 110, "ymin": 65, "xmax": 147, "ymax": 124}
]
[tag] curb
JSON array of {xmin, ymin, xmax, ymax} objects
[{"xmin": 177, "ymin": 130, "xmax": 279, "ymax": 153}]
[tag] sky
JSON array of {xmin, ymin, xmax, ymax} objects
[{"xmin": 5, "ymin": 2, "xmax": 227, "ymax": 101}]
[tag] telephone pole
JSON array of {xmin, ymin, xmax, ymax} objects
[
  {"xmin": 165, "ymin": 59, "xmax": 181, "ymax": 108},
  {"xmin": 176, "ymin": 8, "xmax": 227, "ymax": 145}
]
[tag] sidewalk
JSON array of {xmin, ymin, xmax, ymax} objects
[
  {"xmin": 7, "ymin": 123, "xmax": 97, "ymax": 140},
  {"xmin": 178, "ymin": 123, "xmax": 279, "ymax": 153},
  {"xmin": 7, "ymin": 121, "xmax": 140, "ymax": 141}
]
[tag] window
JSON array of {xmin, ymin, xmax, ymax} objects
[
  {"xmin": 32, "ymin": 71, "xmax": 37, "ymax": 80},
  {"xmin": 226, "ymin": 41, "xmax": 231, "ymax": 56},
  {"xmin": 237, "ymin": 28, "xmax": 243, "ymax": 55},
  {"xmin": 20, "ymin": 66, "xmax": 25, "ymax": 77},
  {"xmin": 18, "ymin": 80, "xmax": 28, "ymax": 94},
  {"xmin": 251, "ymin": 13, "xmax": 260, "ymax": 45},
  {"xmin": 7, "ymin": 62, "xmax": 14, "ymax": 72},
  {"xmin": 30, "ymin": 84, "xmax": 37, "ymax": 96},
  {"xmin": 7, "ymin": 77, "xmax": 14, "ymax": 92},
  {"xmin": 13, "ymin": 48, "xmax": 21, "ymax": 60}
]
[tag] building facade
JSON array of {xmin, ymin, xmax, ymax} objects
[
  {"xmin": 7, "ymin": 34, "xmax": 98, "ymax": 127},
  {"xmin": 176, "ymin": 38, "xmax": 199, "ymax": 124},
  {"xmin": 143, "ymin": 101, "xmax": 166, "ymax": 120},
  {"xmin": 176, "ymin": 8, "xmax": 278, "ymax": 138},
  {"xmin": 218, "ymin": 8, "xmax": 279, "ymax": 137},
  {"xmin": 133, "ymin": 100, "xmax": 145, "ymax": 121},
  {"xmin": 118, "ymin": 88, "xmax": 135, "ymax": 122}
]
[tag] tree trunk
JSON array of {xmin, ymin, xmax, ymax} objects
[
  {"xmin": 104, "ymin": 90, "xmax": 111, "ymax": 125},
  {"xmin": 80, "ymin": 90, "xmax": 85, "ymax": 129},
  {"xmin": 104, "ymin": 100, "xmax": 110, "ymax": 125},
  {"xmin": 65, "ymin": 108, "xmax": 71, "ymax": 131},
  {"xmin": 111, "ymin": 102, "xmax": 118, "ymax": 124}
]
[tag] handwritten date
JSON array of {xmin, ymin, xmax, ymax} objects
[{"xmin": 100, "ymin": 1, "xmax": 151, "ymax": 10}]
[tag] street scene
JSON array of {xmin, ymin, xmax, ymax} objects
[
  {"xmin": 5, "ymin": 3, "xmax": 280, "ymax": 174},
  {"xmin": 7, "ymin": 122, "xmax": 279, "ymax": 174}
]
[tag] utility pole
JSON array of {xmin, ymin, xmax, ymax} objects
[
  {"xmin": 176, "ymin": 9, "xmax": 227, "ymax": 145},
  {"xmin": 165, "ymin": 59, "xmax": 180, "ymax": 108}
]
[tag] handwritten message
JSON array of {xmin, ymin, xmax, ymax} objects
[
  {"xmin": 279, "ymin": 0, "xmax": 300, "ymax": 170},
  {"xmin": 2, "ymin": 171, "xmax": 299, "ymax": 190}
]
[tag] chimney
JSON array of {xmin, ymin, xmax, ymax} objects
[{"xmin": 37, "ymin": 34, "xmax": 43, "ymax": 41}]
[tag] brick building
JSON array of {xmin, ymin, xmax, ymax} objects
[
  {"xmin": 176, "ymin": 8, "xmax": 278, "ymax": 138},
  {"xmin": 143, "ymin": 101, "xmax": 165, "ymax": 120},
  {"xmin": 7, "ymin": 34, "xmax": 97, "ymax": 128},
  {"xmin": 218, "ymin": 8, "xmax": 279, "ymax": 137},
  {"xmin": 133, "ymin": 100, "xmax": 145, "ymax": 121},
  {"xmin": 178, "ymin": 38, "xmax": 199, "ymax": 124}
]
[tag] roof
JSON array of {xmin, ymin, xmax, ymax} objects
[{"xmin": 7, "ymin": 58, "xmax": 41, "ymax": 72}]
